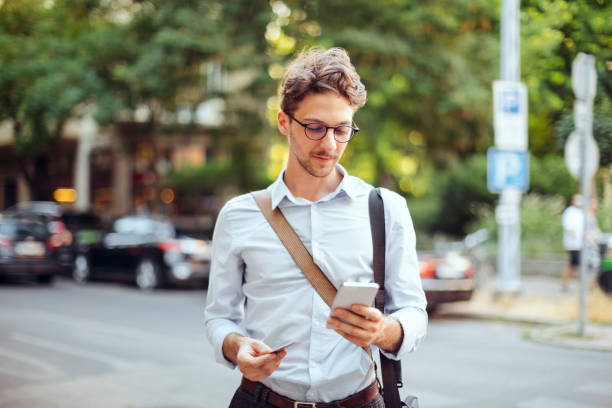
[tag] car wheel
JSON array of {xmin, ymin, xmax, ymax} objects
[
  {"xmin": 135, "ymin": 258, "xmax": 161, "ymax": 291},
  {"xmin": 36, "ymin": 274, "xmax": 54, "ymax": 285},
  {"xmin": 73, "ymin": 254, "xmax": 90, "ymax": 284}
]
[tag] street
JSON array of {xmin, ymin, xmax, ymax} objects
[{"xmin": 0, "ymin": 277, "xmax": 611, "ymax": 408}]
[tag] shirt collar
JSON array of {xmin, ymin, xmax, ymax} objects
[{"xmin": 269, "ymin": 164, "xmax": 359, "ymax": 210}]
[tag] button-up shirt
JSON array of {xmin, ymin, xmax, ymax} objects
[{"xmin": 204, "ymin": 165, "xmax": 427, "ymax": 402}]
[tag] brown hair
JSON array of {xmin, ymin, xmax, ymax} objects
[{"xmin": 280, "ymin": 47, "xmax": 367, "ymax": 116}]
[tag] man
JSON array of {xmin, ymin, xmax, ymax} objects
[
  {"xmin": 205, "ymin": 47, "xmax": 427, "ymax": 408},
  {"xmin": 562, "ymin": 194, "xmax": 584, "ymax": 290}
]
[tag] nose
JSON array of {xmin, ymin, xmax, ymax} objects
[{"xmin": 320, "ymin": 127, "xmax": 337, "ymax": 150}]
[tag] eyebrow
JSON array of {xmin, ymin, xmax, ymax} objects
[{"xmin": 302, "ymin": 117, "xmax": 353, "ymax": 126}]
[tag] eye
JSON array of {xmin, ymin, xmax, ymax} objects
[
  {"xmin": 335, "ymin": 126, "xmax": 351, "ymax": 136},
  {"xmin": 306, "ymin": 124, "xmax": 326, "ymax": 133}
]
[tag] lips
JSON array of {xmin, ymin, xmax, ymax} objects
[{"xmin": 312, "ymin": 153, "xmax": 336, "ymax": 161}]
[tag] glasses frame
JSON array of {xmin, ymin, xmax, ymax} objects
[{"xmin": 286, "ymin": 113, "xmax": 359, "ymax": 143}]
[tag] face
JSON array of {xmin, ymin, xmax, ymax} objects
[{"xmin": 278, "ymin": 92, "xmax": 354, "ymax": 179}]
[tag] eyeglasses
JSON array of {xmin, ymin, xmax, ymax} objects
[{"xmin": 286, "ymin": 113, "xmax": 359, "ymax": 143}]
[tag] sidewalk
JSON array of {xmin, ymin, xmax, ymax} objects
[{"xmin": 436, "ymin": 274, "xmax": 612, "ymax": 352}]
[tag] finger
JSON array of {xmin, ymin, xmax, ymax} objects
[
  {"xmin": 240, "ymin": 354, "xmax": 284, "ymax": 380},
  {"xmin": 251, "ymin": 341, "xmax": 273, "ymax": 355},
  {"xmin": 334, "ymin": 329, "xmax": 368, "ymax": 347},
  {"xmin": 350, "ymin": 305, "xmax": 383, "ymax": 321},
  {"xmin": 247, "ymin": 355, "xmax": 284, "ymax": 379},
  {"xmin": 332, "ymin": 309, "xmax": 377, "ymax": 330},
  {"xmin": 329, "ymin": 316, "xmax": 372, "ymax": 339},
  {"xmin": 238, "ymin": 350, "xmax": 277, "ymax": 368}
]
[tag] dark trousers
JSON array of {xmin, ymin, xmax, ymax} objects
[{"xmin": 228, "ymin": 382, "xmax": 385, "ymax": 408}]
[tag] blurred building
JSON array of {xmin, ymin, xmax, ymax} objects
[
  {"xmin": 0, "ymin": 117, "xmax": 211, "ymax": 219},
  {"xmin": 0, "ymin": 63, "xmax": 257, "ymax": 236}
]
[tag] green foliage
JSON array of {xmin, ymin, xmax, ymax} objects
[
  {"xmin": 554, "ymin": 109, "xmax": 612, "ymax": 167},
  {"xmin": 166, "ymin": 160, "xmax": 234, "ymax": 196},
  {"xmin": 0, "ymin": 0, "xmax": 114, "ymax": 155},
  {"xmin": 521, "ymin": 0, "xmax": 612, "ymax": 156},
  {"xmin": 529, "ymin": 154, "xmax": 577, "ymax": 200},
  {"xmin": 282, "ymin": 0, "xmax": 499, "ymax": 186},
  {"xmin": 433, "ymin": 154, "xmax": 496, "ymax": 235},
  {"xmin": 413, "ymin": 153, "xmax": 577, "ymax": 237},
  {"xmin": 469, "ymin": 194, "xmax": 566, "ymax": 257},
  {"xmin": 597, "ymin": 198, "xmax": 612, "ymax": 233}
]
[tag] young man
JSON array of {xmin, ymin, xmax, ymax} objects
[{"xmin": 205, "ymin": 48, "xmax": 427, "ymax": 408}]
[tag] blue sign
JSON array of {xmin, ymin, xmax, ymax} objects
[{"xmin": 487, "ymin": 148, "xmax": 530, "ymax": 193}]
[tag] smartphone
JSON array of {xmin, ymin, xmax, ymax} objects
[{"xmin": 328, "ymin": 282, "xmax": 379, "ymax": 327}]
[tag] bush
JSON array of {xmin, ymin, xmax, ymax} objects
[
  {"xmin": 432, "ymin": 154, "xmax": 496, "ymax": 235},
  {"xmin": 469, "ymin": 194, "xmax": 566, "ymax": 257},
  {"xmin": 529, "ymin": 155, "xmax": 577, "ymax": 200}
]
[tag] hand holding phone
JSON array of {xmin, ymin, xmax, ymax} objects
[{"xmin": 328, "ymin": 282, "xmax": 379, "ymax": 327}]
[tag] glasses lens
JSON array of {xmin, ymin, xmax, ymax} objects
[
  {"xmin": 334, "ymin": 126, "xmax": 353, "ymax": 142},
  {"xmin": 305, "ymin": 124, "xmax": 327, "ymax": 140}
]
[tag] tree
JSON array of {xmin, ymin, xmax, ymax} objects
[
  {"xmin": 0, "ymin": 0, "xmax": 117, "ymax": 199},
  {"xmin": 521, "ymin": 0, "xmax": 612, "ymax": 155},
  {"xmin": 0, "ymin": 0, "xmax": 275, "ymax": 200}
]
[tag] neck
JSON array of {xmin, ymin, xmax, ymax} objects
[{"xmin": 283, "ymin": 165, "xmax": 343, "ymax": 202}]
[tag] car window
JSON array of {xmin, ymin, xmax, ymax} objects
[
  {"xmin": 0, "ymin": 219, "xmax": 49, "ymax": 240},
  {"xmin": 113, "ymin": 217, "xmax": 175, "ymax": 239},
  {"xmin": 63, "ymin": 214, "xmax": 102, "ymax": 229}
]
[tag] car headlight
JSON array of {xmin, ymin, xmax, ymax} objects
[{"xmin": 163, "ymin": 249, "xmax": 183, "ymax": 265}]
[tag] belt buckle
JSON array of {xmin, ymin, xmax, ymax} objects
[{"xmin": 294, "ymin": 403, "xmax": 316, "ymax": 408}]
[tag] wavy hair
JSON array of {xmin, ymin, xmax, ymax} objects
[{"xmin": 280, "ymin": 47, "xmax": 367, "ymax": 115}]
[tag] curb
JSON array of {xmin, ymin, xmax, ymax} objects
[
  {"xmin": 524, "ymin": 323, "xmax": 612, "ymax": 353},
  {"xmin": 433, "ymin": 308, "xmax": 573, "ymax": 326}
]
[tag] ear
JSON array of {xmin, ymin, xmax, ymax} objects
[{"xmin": 277, "ymin": 111, "xmax": 290, "ymax": 137}]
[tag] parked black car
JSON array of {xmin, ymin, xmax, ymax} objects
[
  {"xmin": 0, "ymin": 217, "xmax": 58, "ymax": 283},
  {"xmin": 4, "ymin": 201, "xmax": 73, "ymax": 272},
  {"xmin": 4, "ymin": 201, "xmax": 72, "ymax": 269},
  {"xmin": 73, "ymin": 214, "xmax": 211, "ymax": 290}
]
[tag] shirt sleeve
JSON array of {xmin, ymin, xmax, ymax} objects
[
  {"xmin": 204, "ymin": 201, "xmax": 248, "ymax": 369},
  {"xmin": 378, "ymin": 189, "xmax": 428, "ymax": 360}
]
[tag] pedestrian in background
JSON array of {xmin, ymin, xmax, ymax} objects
[
  {"xmin": 562, "ymin": 194, "xmax": 583, "ymax": 290},
  {"xmin": 561, "ymin": 194, "xmax": 601, "ymax": 290},
  {"xmin": 204, "ymin": 47, "xmax": 427, "ymax": 407}
]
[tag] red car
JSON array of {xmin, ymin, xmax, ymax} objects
[{"xmin": 418, "ymin": 230, "xmax": 488, "ymax": 312}]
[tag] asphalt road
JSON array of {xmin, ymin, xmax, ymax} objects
[{"xmin": 0, "ymin": 276, "xmax": 611, "ymax": 408}]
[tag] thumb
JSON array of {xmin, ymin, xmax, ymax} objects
[{"xmin": 250, "ymin": 341, "xmax": 272, "ymax": 355}]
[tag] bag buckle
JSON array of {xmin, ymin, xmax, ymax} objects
[{"xmin": 294, "ymin": 403, "xmax": 316, "ymax": 408}]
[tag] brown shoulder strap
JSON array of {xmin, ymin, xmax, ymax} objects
[{"xmin": 251, "ymin": 190, "xmax": 337, "ymax": 307}]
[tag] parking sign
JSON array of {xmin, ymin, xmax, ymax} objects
[{"xmin": 487, "ymin": 148, "xmax": 529, "ymax": 193}]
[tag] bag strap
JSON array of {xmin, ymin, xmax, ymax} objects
[
  {"xmin": 251, "ymin": 190, "xmax": 375, "ymax": 362},
  {"xmin": 368, "ymin": 188, "xmax": 403, "ymax": 408},
  {"xmin": 251, "ymin": 190, "xmax": 336, "ymax": 306}
]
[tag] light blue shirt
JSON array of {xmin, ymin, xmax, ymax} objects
[{"xmin": 204, "ymin": 165, "xmax": 427, "ymax": 402}]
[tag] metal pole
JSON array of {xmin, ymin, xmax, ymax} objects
[
  {"xmin": 496, "ymin": 0, "xmax": 522, "ymax": 293},
  {"xmin": 579, "ymin": 130, "xmax": 589, "ymax": 335},
  {"xmin": 573, "ymin": 53, "xmax": 597, "ymax": 335}
]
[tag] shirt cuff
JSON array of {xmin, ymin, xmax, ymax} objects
[
  {"xmin": 379, "ymin": 307, "xmax": 428, "ymax": 360},
  {"xmin": 206, "ymin": 319, "xmax": 248, "ymax": 369}
]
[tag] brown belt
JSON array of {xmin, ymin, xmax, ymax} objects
[{"xmin": 240, "ymin": 377, "xmax": 379, "ymax": 408}]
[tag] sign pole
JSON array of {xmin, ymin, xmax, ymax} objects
[
  {"xmin": 495, "ymin": 0, "xmax": 523, "ymax": 293},
  {"xmin": 569, "ymin": 53, "xmax": 598, "ymax": 336}
]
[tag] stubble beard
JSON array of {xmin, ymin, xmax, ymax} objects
[{"xmin": 290, "ymin": 132, "xmax": 338, "ymax": 179}]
